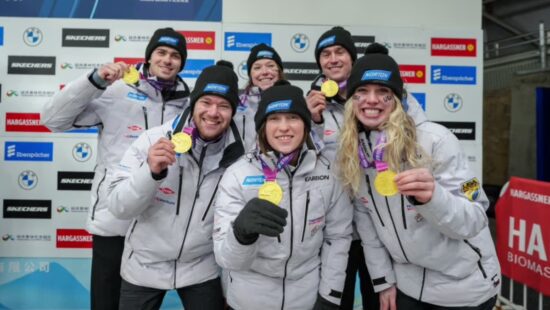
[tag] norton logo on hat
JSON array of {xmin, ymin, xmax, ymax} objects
[
  {"xmin": 318, "ymin": 35, "xmax": 336, "ymax": 49},
  {"xmin": 361, "ymin": 70, "xmax": 392, "ymax": 81},
  {"xmin": 204, "ymin": 83, "xmax": 229, "ymax": 94},
  {"xmin": 266, "ymin": 100, "xmax": 292, "ymax": 113},
  {"xmin": 257, "ymin": 50, "xmax": 274, "ymax": 58},
  {"xmin": 158, "ymin": 36, "xmax": 179, "ymax": 46}
]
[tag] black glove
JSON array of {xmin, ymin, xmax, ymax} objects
[
  {"xmin": 233, "ymin": 198, "xmax": 288, "ymax": 245},
  {"xmin": 312, "ymin": 294, "xmax": 339, "ymax": 310}
]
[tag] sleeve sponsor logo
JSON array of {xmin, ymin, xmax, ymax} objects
[
  {"xmin": 460, "ymin": 177, "xmax": 480, "ymax": 201},
  {"xmin": 431, "ymin": 38, "xmax": 476, "ymax": 57}
]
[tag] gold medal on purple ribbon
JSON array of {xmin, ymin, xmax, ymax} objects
[
  {"xmin": 321, "ymin": 79, "xmax": 339, "ymax": 97},
  {"xmin": 171, "ymin": 132, "xmax": 192, "ymax": 154},
  {"xmin": 374, "ymin": 170, "xmax": 398, "ymax": 196},
  {"xmin": 122, "ymin": 66, "xmax": 139, "ymax": 85},
  {"xmin": 258, "ymin": 181, "xmax": 284, "ymax": 205}
]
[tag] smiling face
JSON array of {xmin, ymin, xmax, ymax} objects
[
  {"xmin": 250, "ymin": 59, "xmax": 281, "ymax": 91},
  {"xmin": 265, "ymin": 112, "xmax": 305, "ymax": 155},
  {"xmin": 148, "ymin": 46, "xmax": 182, "ymax": 81},
  {"xmin": 192, "ymin": 95, "xmax": 233, "ymax": 141},
  {"xmin": 352, "ymin": 84, "xmax": 396, "ymax": 130},
  {"xmin": 319, "ymin": 45, "xmax": 353, "ymax": 83}
]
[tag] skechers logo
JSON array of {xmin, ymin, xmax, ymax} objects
[
  {"xmin": 318, "ymin": 35, "xmax": 336, "ymax": 49},
  {"xmin": 243, "ymin": 175, "xmax": 265, "ymax": 186},
  {"xmin": 204, "ymin": 83, "xmax": 229, "ymax": 94},
  {"xmin": 361, "ymin": 70, "xmax": 391, "ymax": 81},
  {"xmin": 62, "ymin": 29, "xmax": 109, "ymax": 47},
  {"xmin": 257, "ymin": 50, "xmax": 274, "ymax": 58},
  {"xmin": 158, "ymin": 36, "xmax": 179, "ymax": 46},
  {"xmin": 266, "ymin": 100, "xmax": 292, "ymax": 113},
  {"xmin": 305, "ymin": 175, "xmax": 329, "ymax": 182}
]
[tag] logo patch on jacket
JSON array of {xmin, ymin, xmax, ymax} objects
[
  {"xmin": 305, "ymin": 175, "xmax": 329, "ymax": 182},
  {"xmin": 460, "ymin": 177, "xmax": 480, "ymax": 201},
  {"xmin": 127, "ymin": 92, "xmax": 147, "ymax": 101},
  {"xmin": 243, "ymin": 175, "xmax": 265, "ymax": 186},
  {"xmin": 309, "ymin": 215, "xmax": 324, "ymax": 237}
]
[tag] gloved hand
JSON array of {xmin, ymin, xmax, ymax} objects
[
  {"xmin": 233, "ymin": 198, "xmax": 288, "ymax": 245},
  {"xmin": 312, "ymin": 294, "xmax": 339, "ymax": 310}
]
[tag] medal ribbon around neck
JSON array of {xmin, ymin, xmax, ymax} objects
[
  {"xmin": 369, "ymin": 133, "xmax": 399, "ymax": 197},
  {"xmin": 171, "ymin": 122, "xmax": 197, "ymax": 154},
  {"xmin": 257, "ymin": 151, "xmax": 298, "ymax": 205}
]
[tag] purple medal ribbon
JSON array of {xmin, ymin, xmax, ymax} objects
[
  {"xmin": 260, "ymin": 151, "xmax": 299, "ymax": 181},
  {"xmin": 372, "ymin": 134, "xmax": 388, "ymax": 173}
]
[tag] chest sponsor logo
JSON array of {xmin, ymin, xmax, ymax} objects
[
  {"xmin": 282, "ymin": 62, "xmax": 320, "ymax": 81},
  {"xmin": 431, "ymin": 65, "xmax": 476, "ymax": 85},
  {"xmin": 56, "ymin": 229, "xmax": 93, "ymax": 248},
  {"xmin": 4, "ymin": 141, "xmax": 53, "ymax": 162},
  {"xmin": 23, "ymin": 27, "xmax": 43, "ymax": 46},
  {"xmin": 62, "ymin": 28, "xmax": 110, "ymax": 47},
  {"xmin": 305, "ymin": 175, "xmax": 329, "ymax": 182},
  {"xmin": 225, "ymin": 32, "xmax": 272, "ymax": 52},
  {"xmin": 180, "ymin": 59, "xmax": 215, "ymax": 78},
  {"xmin": 8, "ymin": 56, "xmax": 56, "ymax": 75},
  {"xmin": 57, "ymin": 171, "xmax": 94, "ymax": 191},
  {"xmin": 399, "ymin": 65, "xmax": 425, "ymax": 84},
  {"xmin": 127, "ymin": 92, "xmax": 148, "ymax": 101},
  {"xmin": 352, "ymin": 35, "xmax": 376, "ymax": 54},
  {"xmin": 243, "ymin": 175, "xmax": 265, "ymax": 186},
  {"xmin": 159, "ymin": 187, "xmax": 175, "ymax": 195},
  {"xmin": 3, "ymin": 199, "xmax": 51, "ymax": 219},
  {"xmin": 18, "ymin": 170, "xmax": 38, "ymax": 190},
  {"xmin": 435, "ymin": 121, "xmax": 476, "ymax": 140},
  {"xmin": 180, "ymin": 31, "xmax": 215, "ymax": 50},
  {"xmin": 431, "ymin": 38, "xmax": 476, "ymax": 57}
]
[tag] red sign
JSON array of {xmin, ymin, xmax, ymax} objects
[
  {"xmin": 179, "ymin": 31, "xmax": 215, "ymax": 50},
  {"xmin": 399, "ymin": 65, "xmax": 425, "ymax": 84},
  {"xmin": 496, "ymin": 177, "xmax": 550, "ymax": 295},
  {"xmin": 114, "ymin": 57, "xmax": 144, "ymax": 65},
  {"xmin": 5, "ymin": 112, "xmax": 50, "ymax": 132},
  {"xmin": 56, "ymin": 229, "xmax": 93, "ymax": 248},
  {"xmin": 431, "ymin": 38, "xmax": 476, "ymax": 57}
]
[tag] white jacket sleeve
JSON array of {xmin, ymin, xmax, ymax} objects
[
  {"xmin": 108, "ymin": 131, "xmax": 161, "ymax": 220},
  {"xmin": 319, "ymin": 183, "xmax": 353, "ymax": 305},
  {"xmin": 416, "ymin": 130, "xmax": 489, "ymax": 239},
  {"xmin": 213, "ymin": 169, "xmax": 259, "ymax": 270},
  {"xmin": 41, "ymin": 72, "xmax": 103, "ymax": 132},
  {"xmin": 354, "ymin": 197, "xmax": 396, "ymax": 293}
]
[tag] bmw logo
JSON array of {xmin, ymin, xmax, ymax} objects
[
  {"xmin": 237, "ymin": 60, "xmax": 248, "ymax": 80},
  {"xmin": 444, "ymin": 93, "xmax": 463, "ymax": 112},
  {"xmin": 72, "ymin": 142, "xmax": 92, "ymax": 162},
  {"xmin": 290, "ymin": 33, "xmax": 309, "ymax": 53},
  {"xmin": 23, "ymin": 27, "xmax": 43, "ymax": 47},
  {"xmin": 18, "ymin": 170, "xmax": 38, "ymax": 190}
]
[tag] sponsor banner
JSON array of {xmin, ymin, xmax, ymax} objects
[
  {"xmin": 62, "ymin": 28, "xmax": 109, "ymax": 47},
  {"xmin": 384, "ymin": 41, "xmax": 427, "ymax": 50},
  {"xmin": 60, "ymin": 62, "xmax": 104, "ymax": 71},
  {"xmin": 399, "ymin": 65, "xmax": 425, "ymax": 84},
  {"xmin": 443, "ymin": 93, "xmax": 463, "ymax": 112},
  {"xmin": 4, "ymin": 141, "xmax": 53, "ymax": 162},
  {"xmin": 57, "ymin": 172, "xmax": 94, "ymax": 191},
  {"xmin": 290, "ymin": 33, "xmax": 310, "ymax": 53},
  {"xmin": 224, "ymin": 32, "xmax": 272, "ymax": 51},
  {"xmin": 496, "ymin": 177, "xmax": 550, "ymax": 295},
  {"xmin": 180, "ymin": 59, "xmax": 215, "ymax": 78},
  {"xmin": 180, "ymin": 31, "xmax": 215, "ymax": 50},
  {"xmin": 282, "ymin": 62, "xmax": 320, "ymax": 81},
  {"xmin": 5, "ymin": 89, "xmax": 55, "ymax": 99},
  {"xmin": 7, "ymin": 56, "xmax": 56, "ymax": 75},
  {"xmin": 431, "ymin": 65, "xmax": 476, "ymax": 85},
  {"xmin": 3, "ymin": 199, "xmax": 52, "ymax": 219},
  {"xmin": 56, "ymin": 229, "xmax": 92, "ymax": 249},
  {"xmin": 0, "ymin": 26, "xmax": 3, "ymax": 46},
  {"xmin": 435, "ymin": 121, "xmax": 475, "ymax": 140},
  {"xmin": 431, "ymin": 38, "xmax": 476, "ymax": 57},
  {"xmin": 352, "ymin": 35, "xmax": 376, "ymax": 54},
  {"xmin": 23, "ymin": 27, "xmax": 43, "ymax": 47},
  {"xmin": 113, "ymin": 57, "xmax": 144, "ymax": 65},
  {"xmin": 5, "ymin": 113, "xmax": 50, "ymax": 132},
  {"xmin": 410, "ymin": 92, "xmax": 426, "ymax": 111}
]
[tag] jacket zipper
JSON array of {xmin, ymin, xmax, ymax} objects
[
  {"xmin": 329, "ymin": 110, "xmax": 341, "ymax": 130},
  {"xmin": 127, "ymin": 220, "xmax": 138, "ymax": 259},
  {"xmin": 161, "ymin": 100, "xmax": 166, "ymax": 124},
  {"xmin": 201, "ymin": 175, "xmax": 223, "ymax": 221},
  {"xmin": 176, "ymin": 166, "xmax": 183, "ymax": 215},
  {"xmin": 385, "ymin": 197, "xmax": 409, "ymax": 262},
  {"xmin": 90, "ymin": 169, "xmax": 107, "ymax": 221},
  {"xmin": 242, "ymin": 114, "xmax": 246, "ymax": 142},
  {"xmin": 142, "ymin": 106, "xmax": 149, "ymax": 129},
  {"xmin": 301, "ymin": 191, "xmax": 310, "ymax": 242},
  {"xmin": 401, "ymin": 195, "xmax": 407, "ymax": 229},
  {"xmin": 418, "ymin": 268, "xmax": 426, "ymax": 301},
  {"xmin": 464, "ymin": 240, "xmax": 487, "ymax": 278},
  {"xmin": 366, "ymin": 175, "xmax": 385, "ymax": 227},
  {"xmin": 281, "ymin": 172, "xmax": 294, "ymax": 310}
]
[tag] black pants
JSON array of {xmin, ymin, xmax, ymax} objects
[
  {"xmin": 91, "ymin": 235, "xmax": 125, "ymax": 310},
  {"xmin": 340, "ymin": 240, "xmax": 379, "ymax": 309},
  {"xmin": 397, "ymin": 290, "xmax": 497, "ymax": 310},
  {"xmin": 119, "ymin": 277, "xmax": 224, "ymax": 310}
]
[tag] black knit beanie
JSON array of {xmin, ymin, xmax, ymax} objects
[
  {"xmin": 346, "ymin": 42, "xmax": 403, "ymax": 100},
  {"xmin": 255, "ymin": 80, "xmax": 311, "ymax": 132},
  {"xmin": 314, "ymin": 26, "xmax": 357, "ymax": 69},
  {"xmin": 145, "ymin": 28, "xmax": 187, "ymax": 71},
  {"xmin": 246, "ymin": 43, "xmax": 283, "ymax": 76},
  {"xmin": 190, "ymin": 60, "xmax": 239, "ymax": 115}
]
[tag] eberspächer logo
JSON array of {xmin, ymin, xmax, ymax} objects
[
  {"xmin": 23, "ymin": 27, "xmax": 43, "ymax": 47},
  {"xmin": 290, "ymin": 33, "xmax": 309, "ymax": 53},
  {"xmin": 444, "ymin": 93, "xmax": 463, "ymax": 112},
  {"xmin": 72, "ymin": 142, "xmax": 92, "ymax": 162},
  {"xmin": 18, "ymin": 170, "xmax": 38, "ymax": 190}
]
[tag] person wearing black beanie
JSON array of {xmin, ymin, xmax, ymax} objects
[
  {"xmin": 145, "ymin": 27, "xmax": 187, "ymax": 72},
  {"xmin": 213, "ymin": 80, "xmax": 353, "ymax": 310}
]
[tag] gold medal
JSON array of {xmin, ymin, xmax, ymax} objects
[
  {"xmin": 374, "ymin": 170, "xmax": 398, "ymax": 196},
  {"xmin": 123, "ymin": 67, "xmax": 139, "ymax": 85},
  {"xmin": 171, "ymin": 132, "xmax": 192, "ymax": 153},
  {"xmin": 321, "ymin": 80, "xmax": 339, "ymax": 97},
  {"xmin": 258, "ymin": 181, "xmax": 283, "ymax": 205}
]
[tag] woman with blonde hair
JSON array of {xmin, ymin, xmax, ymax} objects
[{"xmin": 338, "ymin": 43, "xmax": 501, "ymax": 310}]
